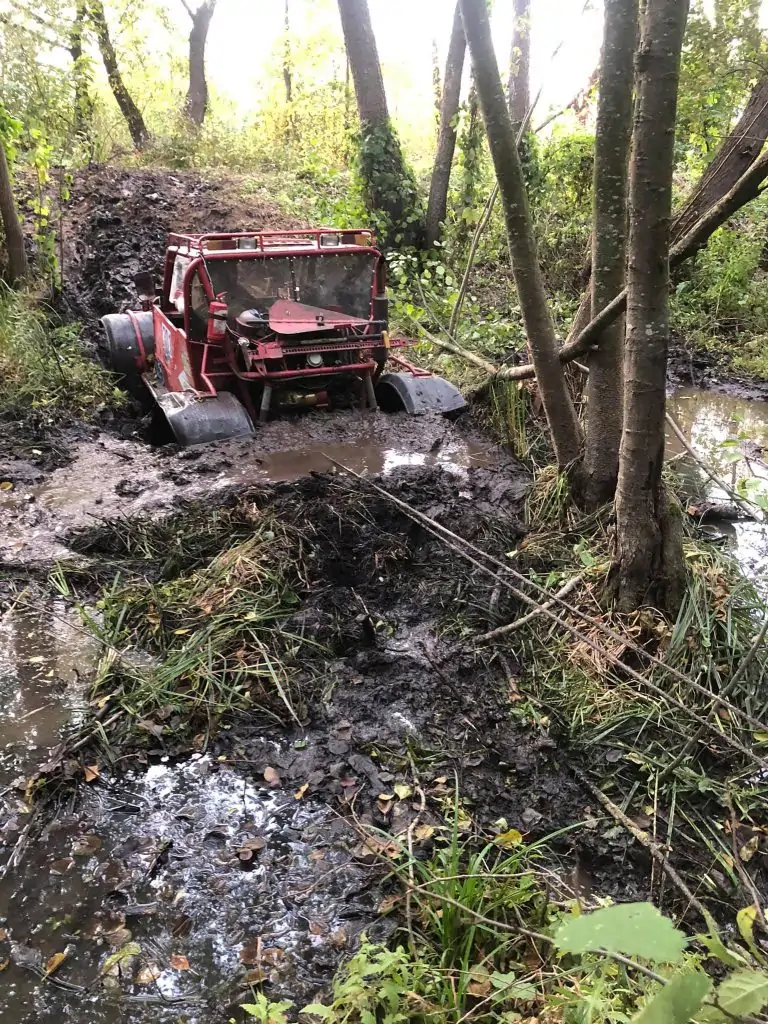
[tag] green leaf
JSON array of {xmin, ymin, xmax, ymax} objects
[
  {"xmin": 301, "ymin": 1005, "xmax": 333, "ymax": 1019},
  {"xmin": 101, "ymin": 942, "xmax": 141, "ymax": 975},
  {"xmin": 696, "ymin": 970, "xmax": 768, "ymax": 1021},
  {"xmin": 554, "ymin": 903, "xmax": 688, "ymax": 964},
  {"xmin": 631, "ymin": 971, "xmax": 711, "ymax": 1024}
]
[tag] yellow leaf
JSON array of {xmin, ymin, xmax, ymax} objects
[
  {"xmin": 173, "ymin": 628, "xmax": 191, "ymax": 635},
  {"xmin": 294, "ymin": 783, "xmax": 309, "ymax": 800},
  {"xmin": 740, "ymin": 835, "xmax": 760, "ymax": 863},
  {"xmin": 393, "ymin": 783, "xmax": 413, "ymax": 800},
  {"xmin": 0, "ymin": 959, "xmax": 9, "ymax": 972},
  {"xmin": 0, "ymin": 481, "xmax": 13, "ymax": 491},
  {"xmin": 495, "ymin": 828, "xmax": 523, "ymax": 849},
  {"xmin": 44, "ymin": 951, "xmax": 68, "ymax": 976},
  {"xmin": 136, "ymin": 964, "xmax": 162, "ymax": 985},
  {"xmin": 414, "ymin": 824, "xmax": 435, "ymax": 842},
  {"xmin": 84, "ymin": 765, "xmax": 100, "ymax": 783}
]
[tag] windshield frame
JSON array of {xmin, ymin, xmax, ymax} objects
[{"xmin": 182, "ymin": 248, "xmax": 383, "ymax": 334}]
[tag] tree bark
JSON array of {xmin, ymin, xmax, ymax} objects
[
  {"xmin": 460, "ymin": 0, "xmax": 582, "ymax": 469},
  {"xmin": 0, "ymin": 141, "xmax": 28, "ymax": 285},
  {"xmin": 88, "ymin": 0, "xmax": 150, "ymax": 150},
  {"xmin": 425, "ymin": 3, "xmax": 466, "ymax": 248},
  {"xmin": 614, "ymin": 0, "xmax": 689, "ymax": 613},
  {"xmin": 671, "ymin": 76, "xmax": 768, "ymax": 244},
  {"xmin": 508, "ymin": 0, "xmax": 531, "ymax": 132},
  {"xmin": 337, "ymin": 0, "xmax": 423, "ymax": 248},
  {"xmin": 337, "ymin": 0, "xmax": 389, "ymax": 127},
  {"xmin": 184, "ymin": 0, "xmax": 216, "ymax": 127},
  {"xmin": 283, "ymin": 0, "xmax": 292, "ymax": 104},
  {"xmin": 578, "ymin": 0, "xmax": 638, "ymax": 508},
  {"xmin": 69, "ymin": 0, "xmax": 92, "ymax": 144}
]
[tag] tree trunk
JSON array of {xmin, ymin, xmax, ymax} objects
[
  {"xmin": 336, "ymin": 0, "xmax": 423, "ymax": 248},
  {"xmin": 88, "ymin": 0, "xmax": 150, "ymax": 150},
  {"xmin": 460, "ymin": 0, "xmax": 581, "ymax": 469},
  {"xmin": 671, "ymin": 76, "xmax": 768, "ymax": 244},
  {"xmin": 184, "ymin": 0, "xmax": 216, "ymax": 127},
  {"xmin": 425, "ymin": 3, "xmax": 466, "ymax": 248},
  {"xmin": 0, "ymin": 141, "xmax": 28, "ymax": 285},
  {"xmin": 283, "ymin": 0, "xmax": 292, "ymax": 104},
  {"xmin": 337, "ymin": 0, "xmax": 389, "ymax": 127},
  {"xmin": 614, "ymin": 0, "xmax": 689, "ymax": 613},
  {"xmin": 69, "ymin": 0, "xmax": 92, "ymax": 144},
  {"xmin": 578, "ymin": 0, "xmax": 638, "ymax": 508},
  {"xmin": 508, "ymin": 0, "xmax": 531, "ymax": 132}
]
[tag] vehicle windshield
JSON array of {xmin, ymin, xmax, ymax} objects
[{"xmin": 205, "ymin": 252, "xmax": 376, "ymax": 322}]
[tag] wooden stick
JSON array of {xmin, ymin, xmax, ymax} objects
[
  {"xmin": 572, "ymin": 767, "xmax": 711, "ymax": 925},
  {"xmin": 477, "ymin": 574, "xmax": 584, "ymax": 642}
]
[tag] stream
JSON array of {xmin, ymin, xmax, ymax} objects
[{"xmin": 2, "ymin": 386, "xmax": 768, "ymax": 1022}]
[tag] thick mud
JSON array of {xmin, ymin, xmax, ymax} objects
[{"xmin": 0, "ymin": 411, "xmax": 499, "ymax": 568}]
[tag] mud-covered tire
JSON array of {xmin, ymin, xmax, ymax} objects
[{"xmin": 101, "ymin": 312, "xmax": 155, "ymax": 399}]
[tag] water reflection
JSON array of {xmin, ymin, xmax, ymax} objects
[{"xmin": 667, "ymin": 388, "xmax": 768, "ymax": 585}]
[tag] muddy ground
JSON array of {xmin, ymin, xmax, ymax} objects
[{"xmin": 2, "ymin": 164, "xmax": 766, "ymax": 1022}]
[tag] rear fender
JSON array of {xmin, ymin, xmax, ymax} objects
[
  {"xmin": 152, "ymin": 389, "xmax": 255, "ymax": 446},
  {"xmin": 375, "ymin": 371, "xmax": 467, "ymax": 418}
]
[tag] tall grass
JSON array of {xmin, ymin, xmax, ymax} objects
[{"xmin": 0, "ymin": 285, "xmax": 119, "ymax": 416}]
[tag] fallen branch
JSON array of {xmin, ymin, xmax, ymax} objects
[
  {"xmin": 572, "ymin": 767, "xmax": 711, "ymax": 925},
  {"xmin": 325, "ymin": 461, "xmax": 768, "ymax": 770},
  {"xmin": 476, "ymin": 574, "xmax": 584, "ymax": 642}
]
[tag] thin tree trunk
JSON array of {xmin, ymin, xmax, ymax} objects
[
  {"xmin": 283, "ymin": 0, "xmax": 292, "ymax": 103},
  {"xmin": 69, "ymin": 0, "xmax": 92, "ymax": 144},
  {"xmin": 508, "ymin": 0, "xmax": 531, "ymax": 132},
  {"xmin": 184, "ymin": 0, "xmax": 216, "ymax": 127},
  {"xmin": 0, "ymin": 141, "xmax": 28, "ymax": 285},
  {"xmin": 337, "ymin": 0, "xmax": 389, "ymax": 126},
  {"xmin": 88, "ymin": 0, "xmax": 150, "ymax": 149},
  {"xmin": 425, "ymin": 3, "xmax": 466, "ymax": 248},
  {"xmin": 336, "ymin": 0, "xmax": 423, "ymax": 248},
  {"xmin": 671, "ymin": 77, "xmax": 768, "ymax": 243},
  {"xmin": 578, "ymin": 0, "xmax": 638, "ymax": 508},
  {"xmin": 460, "ymin": 0, "xmax": 581, "ymax": 469},
  {"xmin": 614, "ymin": 0, "xmax": 689, "ymax": 613}
]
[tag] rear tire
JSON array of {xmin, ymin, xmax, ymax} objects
[{"xmin": 101, "ymin": 312, "xmax": 155, "ymax": 400}]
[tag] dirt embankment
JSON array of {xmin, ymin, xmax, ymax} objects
[{"xmin": 59, "ymin": 165, "xmax": 302, "ymax": 343}]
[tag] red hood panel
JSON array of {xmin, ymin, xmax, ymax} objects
[{"xmin": 268, "ymin": 299, "xmax": 369, "ymax": 335}]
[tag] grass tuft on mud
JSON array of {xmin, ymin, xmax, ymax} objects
[
  {"xmin": 0, "ymin": 285, "xmax": 120, "ymax": 417},
  {"xmin": 83, "ymin": 503, "xmax": 311, "ymax": 737}
]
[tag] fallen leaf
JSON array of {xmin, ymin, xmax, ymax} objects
[
  {"xmin": 169, "ymin": 953, "xmax": 189, "ymax": 971},
  {"xmin": 0, "ymin": 929, "xmax": 7, "ymax": 941},
  {"xmin": 329, "ymin": 929, "xmax": 347, "ymax": 949},
  {"xmin": 104, "ymin": 927, "xmax": 132, "ymax": 948},
  {"xmin": 495, "ymin": 828, "xmax": 524, "ymax": 849},
  {"xmin": 84, "ymin": 765, "xmax": 100, "ymax": 783},
  {"xmin": 136, "ymin": 964, "xmax": 162, "ymax": 985},
  {"xmin": 467, "ymin": 964, "xmax": 492, "ymax": 997},
  {"xmin": 263, "ymin": 766, "xmax": 281, "ymax": 787},
  {"xmin": 101, "ymin": 942, "xmax": 141, "ymax": 976},
  {"xmin": 243, "ymin": 967, "xmax": 268, "ymax": 984},
  {"xmin": 414, "ymin": 824, "xmax": 435, "ymax": 842},
  {"xmin": 72, "ymin": 834, "xmax": 102, "ymax": 857},
  {"xmin": 0, "ymin": 481, "xmax": 13, "ymax": 491},
  {"xmin": 393, "ymin": 783, "xmax": 413, "ymax": 800},
  {"xmin": 236, "ymin": 836, "xmax": 266, "ymax": 861},
  {"xmin": 309, "ymin": 921, "xmax": 328, "ymax": 936},
  {"xmin": 27, "ymin": 655, "xmax": 45, "ymax": 665},
  {"xmin": 240, "ymin": 937, "xmax": 262, "ymax": 966},
  {"xmin": 44, "ymin": 951, "xmax": 68, "ymax": 976},
  {"xmin": 0, "ymin": 959, "xmax": 8, "ymax": 972},
  {"xmin": 740, "ymin": 834, "xmax": 760, "ymax": 863},
  {"xmin": 294, "ymin": 783, "xmax": 309, "ymax": 800},
  {"xmin": 137, "ymin": 720, "xmax": 164, "ymax": 739}
]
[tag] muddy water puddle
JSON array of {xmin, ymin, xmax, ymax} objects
[
  {"xmin": 1, "ymin": 756, "xmax": 373, "ymax": 1023},
  {"xmin": 668, "ymin": 387, "xmax": 768, "ymax": 580},
  {"xmin": 0, "ymin": 601, "xmax": 98, "ymax": 783},
  {"xmin": 0, "ymin": 605, "xmax": 377, "ymax": 1023}
]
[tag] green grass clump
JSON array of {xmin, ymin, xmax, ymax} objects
[
  {"xmin": 0, "ymin": 285, "xmax": 120, "ymax": 416},
  {"xmin": 86, "ymin": 507, "xmax": 312, "ymax": 736}
]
